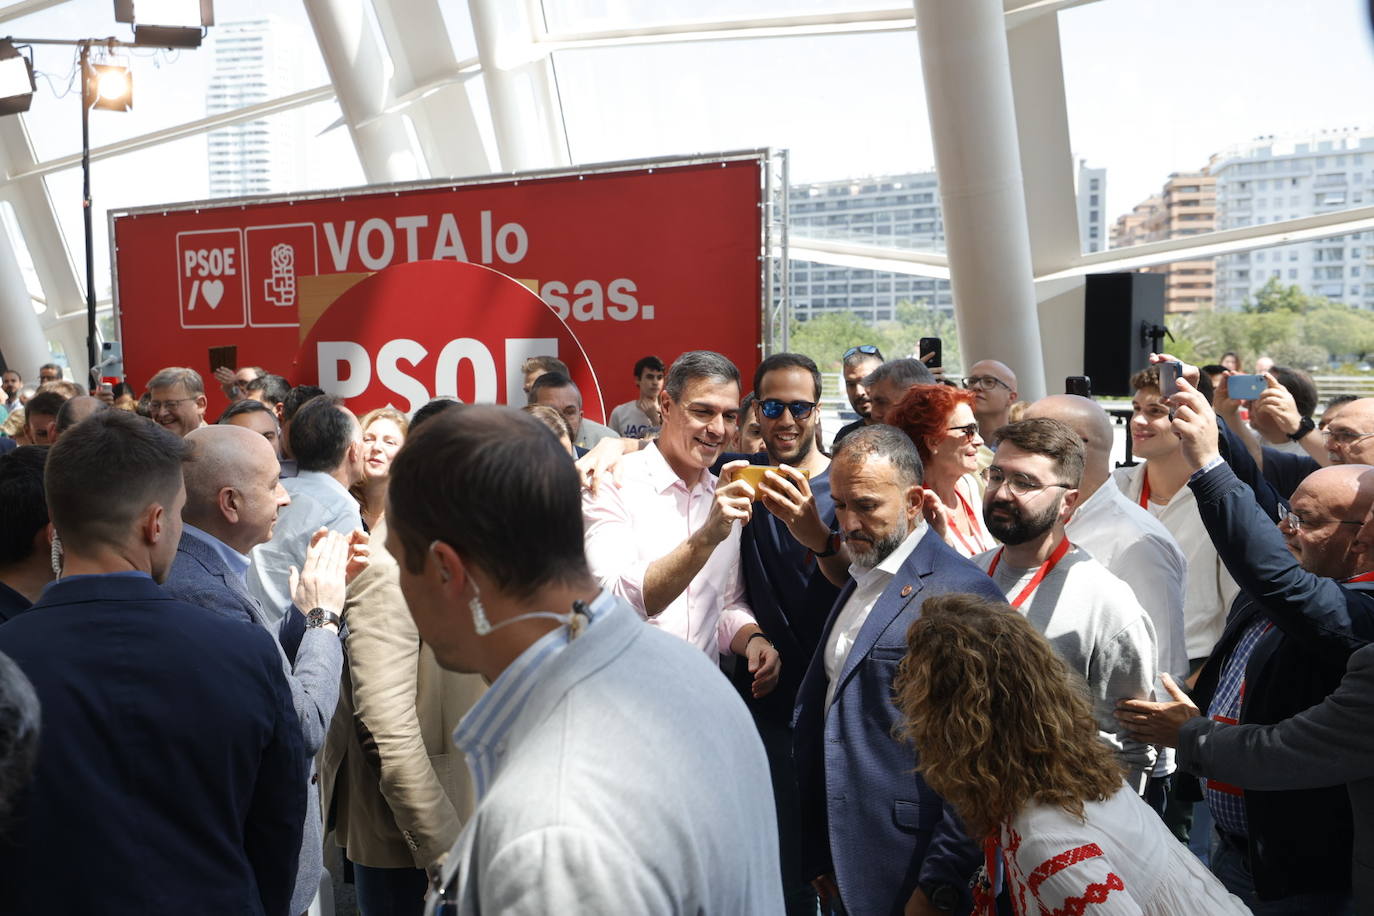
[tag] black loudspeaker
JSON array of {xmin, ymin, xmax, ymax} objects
[{"xmin": 1082, "ymin": 273, "xmax": 1166, "ymax": 399}]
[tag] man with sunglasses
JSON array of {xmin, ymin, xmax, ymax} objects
[
  {"xmin": 832, "ymin": 345, "xmax": 884, "ymax": 447},
  {"xmin": 961, "ymin": 359, "xmax": 1018, "ymax": 447},
  {"xmin": 1117, "ymin": 378, "xmax": 1374, "ymax": 914},
  {"xmin": 971, "ymin": 417, "xmax": 1159, "ymax": 790}
]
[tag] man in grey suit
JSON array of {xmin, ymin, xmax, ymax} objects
[
  {"xmin": 166, "ymin": 424, "xmax": 353, "ymax": 916},
  {"xmin": 1127, "ymin": 644, "xmax": 1374, "ymax": 911}
]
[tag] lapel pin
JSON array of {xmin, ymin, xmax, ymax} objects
[{"xmin": 900, "ymin": 584, "xmax": 913, "ymax": 597}]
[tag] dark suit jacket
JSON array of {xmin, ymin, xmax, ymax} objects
[
  {"xmin": 1179, "ymin": 642, "xmax": 1374, "ymax": 911},
  {"xmin": 165, "ymin": 532, "xmax": 344, "ymax": 916},
  {"xmin": 792, "ymin": 528, "xmax": 1004, "ymax": 916},
  {"xmin": 1186, "ymin": 463, "xmax": 1374, "ymax": 901},
  {"xmin": 0, "ymin": 573, "xmax": 305, "ymax": 915}
]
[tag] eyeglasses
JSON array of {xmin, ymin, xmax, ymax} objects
[
  {"xmin": 982, "ymin": 466, "xmax": 1072, "ymax": 497},
  {"xmin": 962, "ymin": 375, "xmax": 1011, "ymax": 392},
  {"xmin": 948, "ymin": 423, "xmax": 979, "ymax": 440},
  {"xmin": 148, "ymin": 397, "xmax": 196, "ymax": 412},
  {"xmin": 758, "ymin": 398, "xmax": 817, "ymax": 420},
  {"xmin": 1322, "ymin": 428, "xmax": 1374, "ymax": 447},
  {"xmin": 1281, "ymin": 510, "xmax": 1364, "ymax": 531},
  {"xmin": 843, "ymin": 345, "xmax": 882, "ymax": 360}
]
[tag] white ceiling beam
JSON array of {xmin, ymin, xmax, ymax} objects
[
  {"xmin": 786, "ymin": 236, "xmax": 950, "ymax": 280},
  {"xmin": 0, "ymin": 0, "xmax": 68, "ymax": 24},
  {"xmin": 3, "ymin": 84, "xmax": 335, "ymax": 184}
]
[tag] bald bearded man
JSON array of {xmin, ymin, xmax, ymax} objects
[
  {"xmin": 963, "ymin": 359, "xmax": 1018, "ymax": 446},
  {"xmin": 164, "ymin": 425, "xmax": 352, "ymax": 916}
]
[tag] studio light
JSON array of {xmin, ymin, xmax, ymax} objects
[
  {"xmin": 0, "ymin": 41, "xmax": 35, "ymax": 116},
  {"xmin": 90, "ymin": 63, "xmax": 132, "ymax": 112},
  {"xmin": 114, "ymin": 0, "xmax": 213, "ymax": 49}
]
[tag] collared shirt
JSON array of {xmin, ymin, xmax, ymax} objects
[
  {"xmin": 247, "ymin": 470, "xmax": 362, "ymax": 624},
  {"xmin": 575, "ymin": 418, "xmax": 620, "ymax": 451},
  {"xmin": 583, "ymin": 442, "xmax": 754, "ymax": 658},
  {"xmin": 182, "ymin": 524, "xmax": 251, "ymax": 580},
  {"xmin": 822, "ymin": 520, "xmax": 928, "ymax": 714},
  {"xmin": 1113, "ymin": 463, "xmax": 1242, "ymax": 660},
  {"xmin": 1204, "ymin": 617, "xmax": 1271, "ymax": 837},
  {"xmin": 1067, "ymin": 482, "xmax": 1189, "ymax": 681},
  {"xmin": 452, "ymin": 589, "xmax": 614, "ymax": 800}
]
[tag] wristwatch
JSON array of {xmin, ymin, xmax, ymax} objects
[
  {"xmin": 1287, "ymin": 416, "xmax": 1316, "ymax": 441},
  {"xmin": 920, "ymin": 881, "xmax": 959, "ymax": 912},
  {"xmin": 813, "ymin": 531, "xmax": 842, "ymax": 558},
  {"xmin": 305, "ymin": 607, "xmax": 342, "ymax": 630}
]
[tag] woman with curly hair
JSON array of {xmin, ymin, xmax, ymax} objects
[
  {"xmin": 894, "ymin": 593, "xmax": 1245, "ymax": 915},
  {"xmin": 887, "ymin": 384, "xmax": 994, "ymax": 557},
  {"xmin": 351, "ymin": 406, "xmax": 408, "ymax": 531}
]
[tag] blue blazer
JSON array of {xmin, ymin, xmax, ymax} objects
[
  {"xmin": 0, "ymin": 573, "xmax": 306, "ymax": 915},
  {"xmin": 792, "ymin": 529, "xmax": 1004, "ymax": 916},
  {"xmin": 165, "ymin": 532, "xmax": 344, "ymax": 916}
]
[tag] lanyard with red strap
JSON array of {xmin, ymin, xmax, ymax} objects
[
  {"xmin": 1345, "ymin": 571, "xmax": 1374, "ymax": 585},
  {"xmin": 987, "ymin": 538, "xmax": 1072, "ymax": 609},
  {"xmin": 950, "ymin": 486, "xmax": 986, "ymax": 556},
  {"xmin": 1138, "ymin": 470, "xmax": 1152, "ymax": 509},
  {"xmin": 1206, "ymin": 620, "xmax": 1275, "ymax": 798}
]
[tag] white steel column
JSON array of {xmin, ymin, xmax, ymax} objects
[
  {"xmin": 302, "ymin": 0, "xmax": 426, "ymax": 184},
  {"xmin": 0, "ymin": 223, "xmax": 48, "ymax": 376},
  {"xmin": 372, "ymin": 0, "xmax": 494, "ymax": 177},
  {"xmin": 913, "ymin": 0, "xmax": 1046, "ymax": 399},
  {"xmin": 467, "ymin": 0, "xmax": 570, "ymax": 172},
  {"xmin": 1006, "ymin": 12, "xmax": 1088, "ymax": 387}
]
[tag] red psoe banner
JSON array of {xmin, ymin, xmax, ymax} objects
[{"xmin": 111, "ymin": 154, "xmax": 767, "ymax": 418}]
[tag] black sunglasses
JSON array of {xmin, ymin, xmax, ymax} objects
[
  {"xmin": 843, "ymin": 345, "xmax": 883, "ymax": 360},
  {"xmin": 758, "ymin": 399, "xmax": 818, "ymax": 420}
]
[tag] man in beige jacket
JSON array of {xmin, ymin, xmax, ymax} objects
[{"xmin": 321, "ymin": 518, "xmax": 487, "ymax": 915}]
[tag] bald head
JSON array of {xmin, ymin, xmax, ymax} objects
[
  {"xmin": 1025, "ymin": 395, "xmax": 1114, "ymax": 464},
  {"xmin": 1288, "ymin": 464, "xmax": 1374, "ymax": 579},
  {"xmin": 183, "ymin": 426, "xmax": 288, "ymax": 553},
  {"xmin": 1293, "ymin": 464, "xmax": 1374, "ymax": 516},
  {"xmin": 1321, "ymin": 397, "xmax": 1374, "ymax": 465},
  {"xmin": 53, "ymin": 396, "xmax": 109, "ymax": 438},
  {"xmin": 967, "ymin": 359, "xmax": 1018, "ymax": 442}
]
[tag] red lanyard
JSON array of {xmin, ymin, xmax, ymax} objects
[
  {"xmin": 1345, "ymin": 571, "xmax": 1374, "ymax": 584},
  {"xmin": 950, "ymin": 486, "xmax": 985, "ymax": 556},
  {"xmin": 987, "ymin": 538, "xmax": 1071, "ymax": 609},
  {"xmin": 1138, "ymin": 470, "xmax": 1152, "ymax": 509}
]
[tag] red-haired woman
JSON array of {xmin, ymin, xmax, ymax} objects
[{"xmin": 889, "ymin": 384, "xmax": 995, "ymax": 557}]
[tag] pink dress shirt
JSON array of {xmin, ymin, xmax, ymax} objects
[{"xmin": 582, "ymin": 443, "xmax": 755, "ymax": 658}]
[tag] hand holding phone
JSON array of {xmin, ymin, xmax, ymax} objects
[
  {"xmin": 1159, "ymin": 361, "xmax": 1182, "ymax": 398},
  {"xmin": 919, "ymin": 337, "xmax": 942, "ymax": 369},
  {"xmin": 1225, "ymin": 374, "xmax": 1266, "ymax": 401}
]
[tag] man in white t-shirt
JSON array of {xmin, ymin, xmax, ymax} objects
[
  {"xmin": 975, "ymin": 417, "xmax": 1158, "ymax": 790},
  {"xmin": 607, "ymin": 355, "xmax": 664, "ymax": 439}
]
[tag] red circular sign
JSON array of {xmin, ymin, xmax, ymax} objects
[{"xmin": 294, "ymin": 259, "xmax": 603, "ymax": 418}]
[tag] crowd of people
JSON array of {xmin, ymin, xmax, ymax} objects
[{"xmin": 0, "ymin": 345, "xmax": 1368, "ymax": 916}]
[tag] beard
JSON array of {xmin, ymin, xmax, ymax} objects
[
  {"xmin": 843, "ymin": 515, "xmax": 910, "ymax": 569},
  {"xmin": 984, "ymin": 496, "xmax": 1060, "ymax": 546},
  {"xmin": 765, "ymin": 424, "xmax": 816, "ymax": 465}
]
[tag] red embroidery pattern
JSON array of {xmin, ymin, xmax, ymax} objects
[
  {"xmin": 1027, "ymin": 843, "xmax": 1104, "ymax": 895},
  {"xmin": 1036, "ymin": 872, "xmax": 1126, "ymax": 916}
]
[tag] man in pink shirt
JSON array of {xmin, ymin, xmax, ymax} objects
[{"xmin": 583, "ymin": 350, "xmax": 781, "ymax": 697}]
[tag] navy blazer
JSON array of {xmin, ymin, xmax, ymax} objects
[
  {"xmin": 0, "ymin": 574, "xmax": 305, "ymax": 915},
  {"xmin": 792, "ymin": 528, "xmax": 1004, "ymax": 916},
  {"xmin": 1186, "ymin": 463, "xmax": 1374, "ymax": 901},
  {"xmin": 165, "ymin": 532, "xmax": 344, "ymax": 916}
]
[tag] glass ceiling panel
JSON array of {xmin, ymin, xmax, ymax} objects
[
  {"xmin": 553, "ymin": 29, "xmax": 946, "ymax": 253},
  {"xmin": 541, "ymin": 0, "xmax": 903, "ymax": 34}
]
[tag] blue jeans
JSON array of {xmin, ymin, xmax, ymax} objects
[
  {"xmin": 1210, "ymin": 829, "xmax": 1353, "ymax": 915},
  {"xmin": 352, "ymin": 862, "xmax": 429, "ymax": 916}
]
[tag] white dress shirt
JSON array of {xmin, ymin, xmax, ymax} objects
[
  {"xmin": 1112, "ymin": 464, "xmax": 1242, "ymax": 661},
  {"xmin": 582, "ymin": 443, "xmax": 754, "ymax": 658},
  {"xmin": 1068, "ymin": 481, "xmax": 1189, "ymax": 681},
  {"xmin": 822, "ymin": 520, "xmax": 928, "ymax": 714}
]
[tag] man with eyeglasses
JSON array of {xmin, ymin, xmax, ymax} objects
[
  {"xmin": 146, "ymin": 366, "xmax": 208, "ymax": 438},
  {"xmin": 961, "ymin": 359, "xmax": 1018, "ymax": 447},
  {"xmin": 1117, "ymin": 378, "xmax": 1374, "ymax": 914},
  {"xmin": 971, "ymin": 418, "xmax": 1158, "ymax": 791},
  {"xmin": 831, "ymin": 345, "xmax": 884, "ymax": 447}
]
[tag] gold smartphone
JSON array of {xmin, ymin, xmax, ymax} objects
[{"xmin": 731, "ymin": 465, "xmax": 810, "ymax": 498}]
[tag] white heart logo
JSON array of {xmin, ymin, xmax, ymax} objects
[{"xmin": 202, "ymin": 279, "xmax": 224, "ymax": 309}]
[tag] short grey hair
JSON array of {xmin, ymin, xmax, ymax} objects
[
  {"xmin": 664, "ymin": 350, "xmax": 741, "ymax": 401},
  {"xmin": 147, "ymin": 366, "xmax": 205, "ymax": 396},
  {"xmin": 861, "ymin": 358, "xmax": 934, "ymax": 392},
  {"xmin": 832, "ymin": 423, "xmax": 924, "ymax": 487}
]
